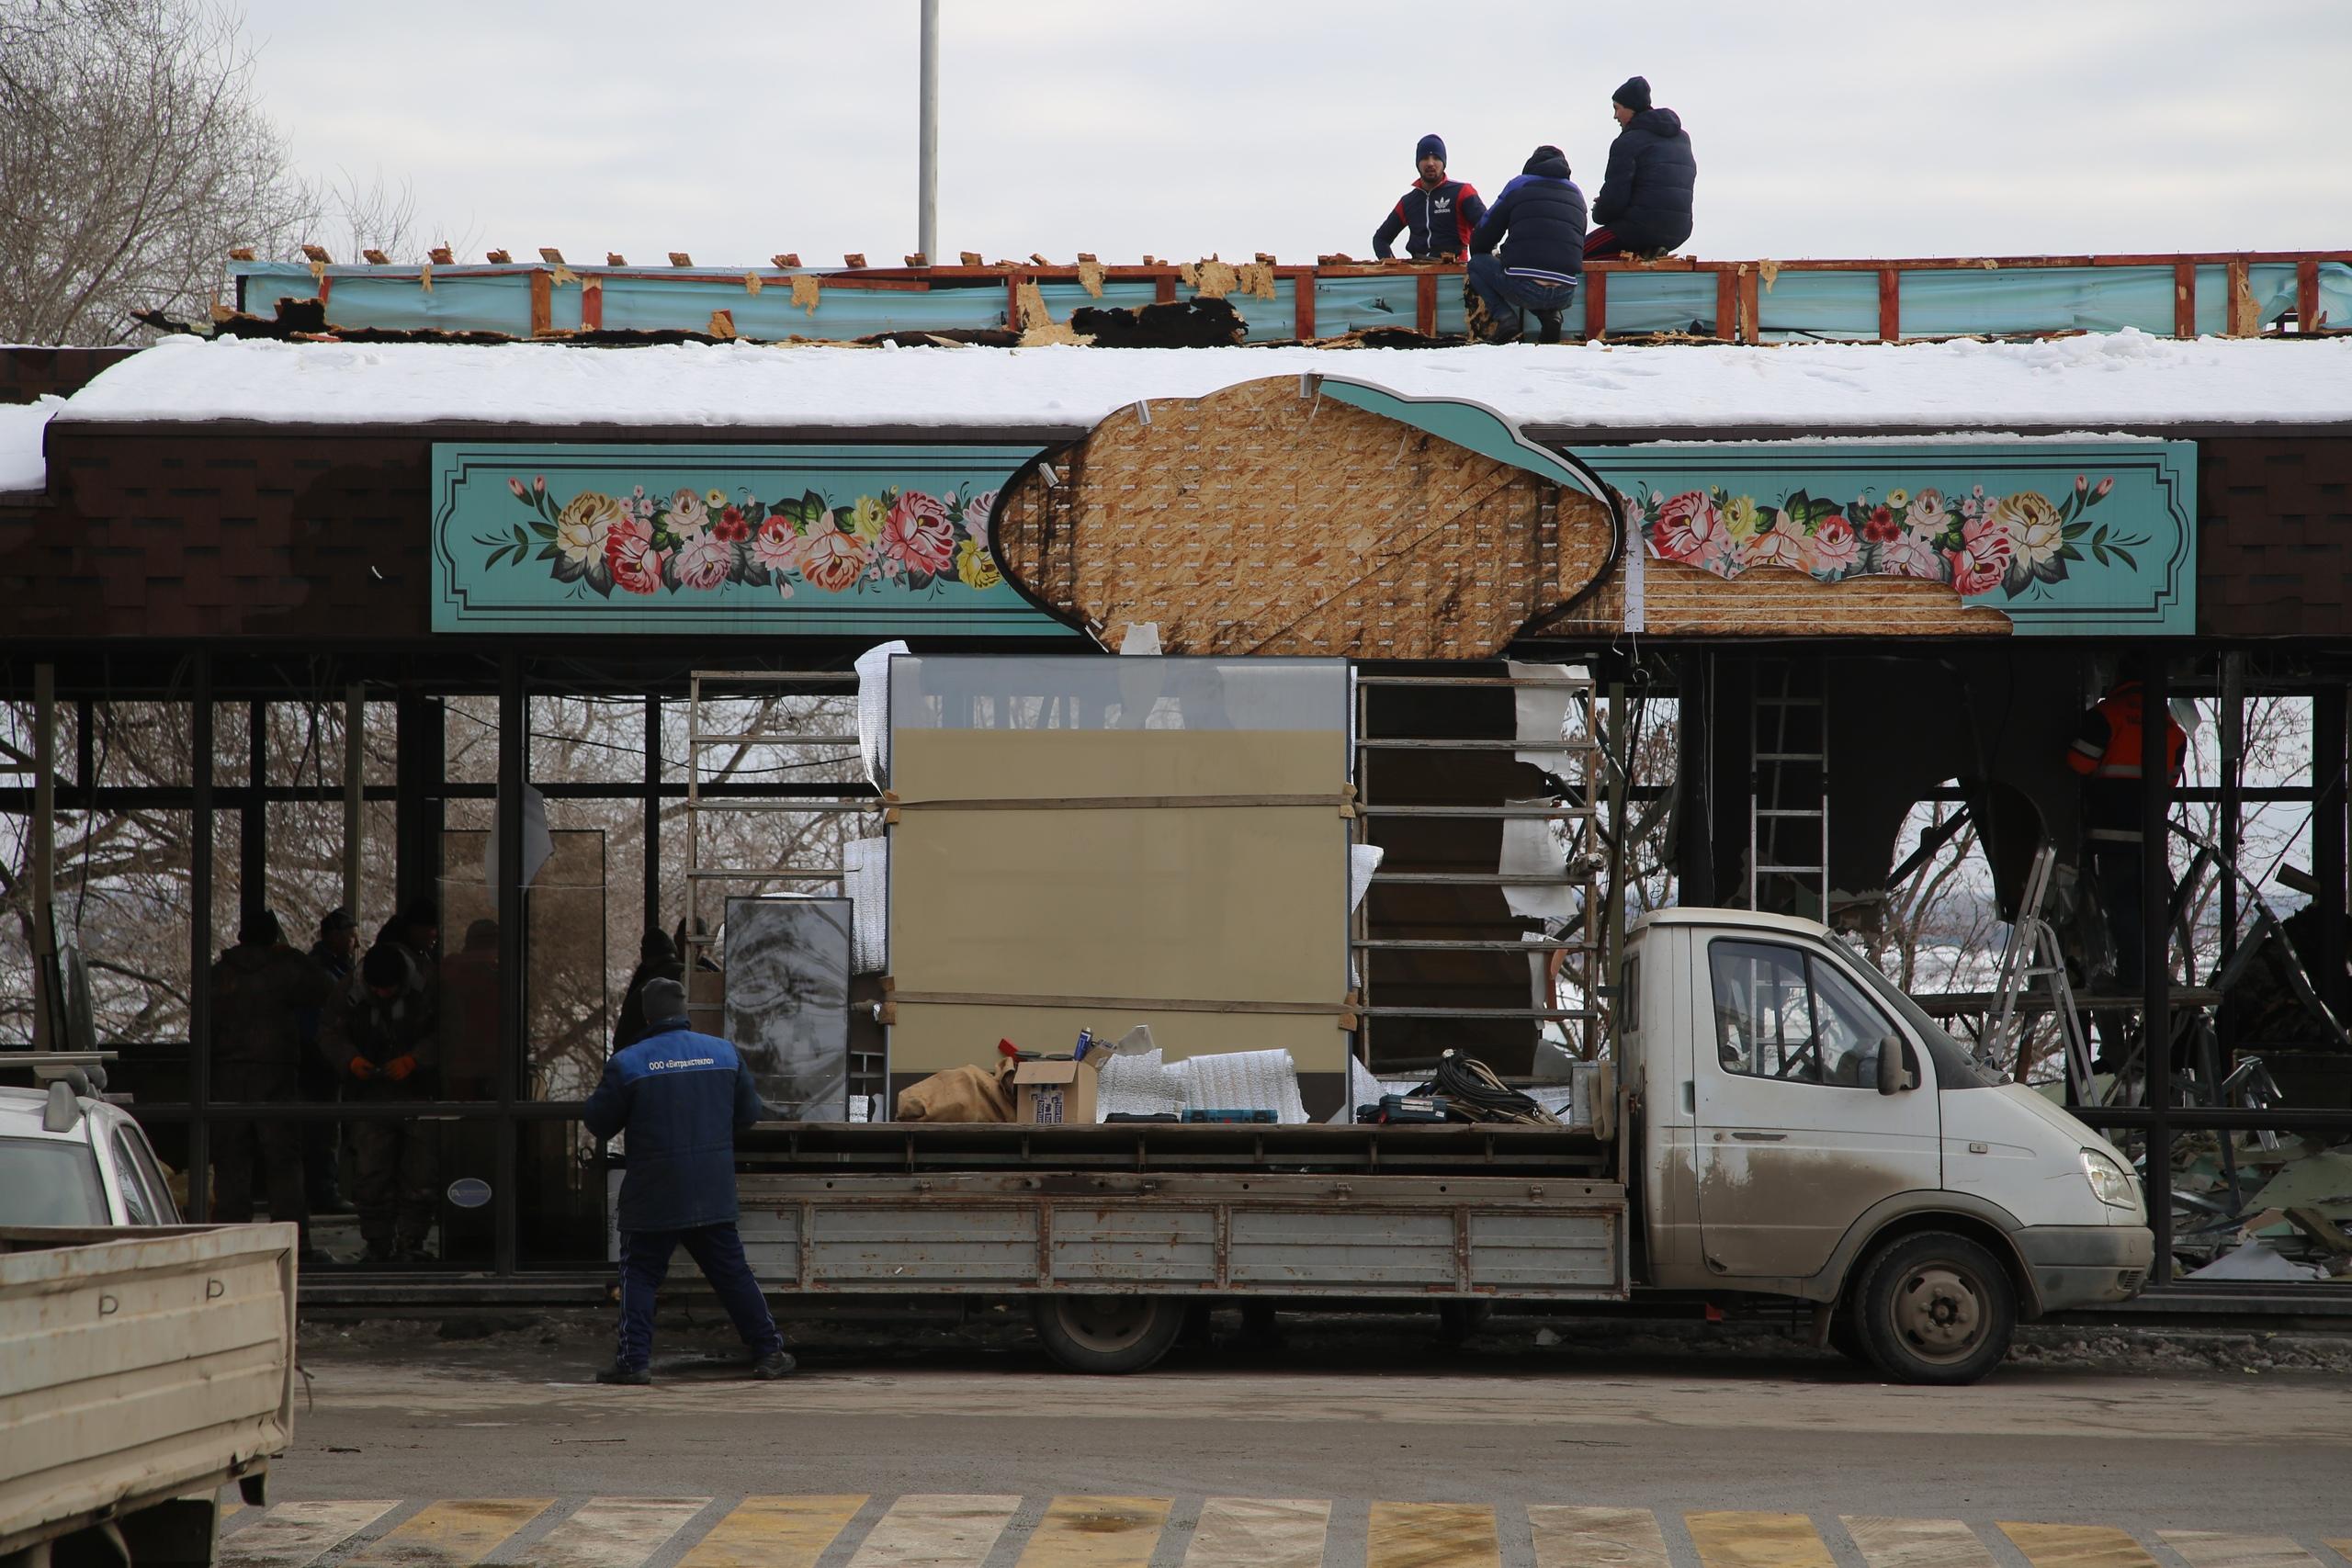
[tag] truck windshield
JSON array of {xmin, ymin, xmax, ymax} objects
[
  {"xmin": 1839, "ymin": 948, "xmax": 2007, "ymax": 1089},
  {"xmin": 0, "ymin": 1136, "xmax": 111, "ymax": 1225}
]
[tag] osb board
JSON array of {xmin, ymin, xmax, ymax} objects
[
  {"xmin": 888, "ymin": 727, "xmax": 1348, "ymax": 1077},
  {"xmin": 992, "ymin": 378, "xmax": 1614, "ymax": 657},
  {"xmin": 1538, "ymin": 547, "xmax": 2010, "ymax": 637}
]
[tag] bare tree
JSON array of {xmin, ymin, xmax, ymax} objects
[{"xmin": 0, "ymin": 0, "xmax": 313, "ymax": 344}]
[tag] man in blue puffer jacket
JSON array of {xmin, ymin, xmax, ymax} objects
[
  {"xmin": 1587, "ymin": 75, "xmax": 1696, "ymax": 260},
  {"xmin": 1464, "ymin": 145, "xmax": 1585, "ymax": 344},
  {"xmin": 583, "ymin": 977, "xmax": 793, "ymax": 1383}
]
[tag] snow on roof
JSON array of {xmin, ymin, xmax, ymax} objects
[
  {"xmin": 0, "ymin": 396, "xmax": 61, "ymax": 492},
  {"xmin": 50, "ymin": 330, "xmax": 2352, "ymax": 437}
]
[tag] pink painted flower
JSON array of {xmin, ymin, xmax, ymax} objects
[
  {"xmin": 962, "ymin": 489, "xmax": 1000, "ymax": 547},
  {"xmin": 882, "ymin": 491, "xmax": 956, "ymax": 576},
  {"xmin": 797, "ymin": 527, "xmax": 867, "ymax": 592},
  {"xmin": 605, "ymin": 514, "xmax": 668, "ymax": 595},
  {"xmin": 1741, "ymin": 525, "xmax": 1805, "ymax": 571},
  {"xmin": 1945, "ymin": 512, "xmax": 2015, "ymax": 596},
  {"xmin": 2094, "ymin": 476, "xmax": 2114, "ymax": 499},
  {"xmin": 711, "ymin": 505, "xmax": 751, "ymax": 545},
  {"xmin": 1650, "ymin": 491, "xmax": 1727, "ymax": 567},
  {"xmin": 1860, "ymin": 504, "xmax": 1901, "ymax": 544},
  {"xmin": 507, "ymin": 477, "xmax": 527, "ymax": 500},
  {"xmin": 751, "ymin": 514, "xmax": 799, "ymax": 574},
  {"xmin": 1878, "ymin": 533, "xmax": 1945, "ymax": 579},
  {"xmin": 1803, "ymin": 515, "xmax": 1860, "ymax": 576},
  {"xmin": 674, "ymin": 532, "xmax": 734, "ymax": 592}
]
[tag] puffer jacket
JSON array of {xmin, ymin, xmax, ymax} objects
[
  {"xmin": 583, "ymin": 1023, "xmax": 767, "ymax": 1232},
  {"xmin": 210, "ymin": 941, "xmax": 333, "ymax": 1066},
  {"xmin": 1469, "ymin": 148, "xmax": 1588, "ymax": 286},
  {"xmin": 1592, "ymin": 107, "xmax": 1696, "ymax": 253}
]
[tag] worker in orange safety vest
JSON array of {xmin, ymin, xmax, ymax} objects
[{"xmin": 2066, "ymin": 670, "xmax": 2186, "ymax": 993}]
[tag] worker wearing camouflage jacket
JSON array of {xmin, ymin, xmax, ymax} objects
[{"xmin": 320, "ymin": 942, "xmax": 439, "ymax": 1263}]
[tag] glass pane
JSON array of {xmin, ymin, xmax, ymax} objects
[
  {"xmin": 108, "ymin": 1128, "xmax": 161, "ymax": 1225},
  {"xmin": 518, "ymin": 1119, "xmax": 609, "ymax": 1267},
  {"xmin": 1710, "ymin": 939, "xmax": 1814, "ymax": 1080},
  {"xmin": 0, "ymin": 1136, "xmax": 109, "ymax": 1224},
  {"xmin": 1809, "ymin": 956, "xmax": 1895, "ymax": 1088},
  {"xmin": 444, "ymin": 696, "xmax": 499, "ymax": 784}
]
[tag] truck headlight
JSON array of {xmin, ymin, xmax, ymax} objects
[{"xmin": 2080, "ymin": 1148, "xmax": 2139, "ymax": 1211}]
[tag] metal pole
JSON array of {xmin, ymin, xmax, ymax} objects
[
  {"xmin": 189, "ymin": 654, "xmax": 214, "ymax": 1222},
  {"xmin": 917, "ymin": 0, "xmax": 939, "ymax": 262},
  {"xmin": 342, "ymin": 685, "xmax": 364, "ymax": 923},
  {"xmin": 2141, "ymin": 649, "xmax": 2171, "ymax": 1284},
  {"xmin": 493, "ymin": 655, "xmax": 525, "ymax": 1275},
  {"xmin": 643, "ymin": 694, "xmax": 662, "ymax": 937},
  {"xmin": 30, "ymin": 665, "xmax": 54, "ymax": 1052}
]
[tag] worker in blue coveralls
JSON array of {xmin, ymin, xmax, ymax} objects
[
  {"xmin": 1374, "ymin": 134, "xmax": 1486, "ymax": 260},
  {"xmin": 584, "ymin": 976, "xmax": 794, "ymax": 1384},
  {"xmin": 1464, "ymin": 145, "xmax": 1586, "ymax": 344}
]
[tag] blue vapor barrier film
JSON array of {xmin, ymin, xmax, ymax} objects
[
  {"xmin": 1605, "ymin": 272, "xmax": 1720, "ymax": 335},
  {"xmin": 1312, "ymin": 276, "xmax": 1426, "ymax": 336},
  {"xmin": 1756, "ymin": 269, "xmax": 1881, "ymax": 341},
  {"xmin": 333, "ymin": 274, "xmax": 537, "ymax": 335},
  {"xmin": 1219, "ymin": 281, "xmax": 1302, "ymax": 342},
  {"xmin": 1317, "ymin": 381, "xmax": 1597, "ymax": 496},
  {"xmin": 1898, "ymin": 266, "xmax": 2175, "ymax": 337},
  {"xmin": 2192, "ymin": 263, "xmax": 2350, "ymax": 335},
  {"xmin": 430, "ymin": 442, "xmax": 1074, "ymax": 636}
]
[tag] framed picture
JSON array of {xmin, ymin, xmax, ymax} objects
[{"xmin": 722, "ymin": 897, "xmax": 853, "ymax": 1122}]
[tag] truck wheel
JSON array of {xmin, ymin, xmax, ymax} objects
[
  {"xmin": 1030, "ymin": 1294, "xmax": 1186, "ymax": 1374},
  {"xmin": 1852, "ymin": 1231, "xmax": 2016, "ymax": 1386}
]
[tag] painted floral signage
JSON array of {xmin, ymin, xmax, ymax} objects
[
  {"xmin": 1577, "ymin": 441, "xmax": 2195, "ymax": 635},
  {"xmin": 482, "ymin": 476, "xmax": 1003, "ymax": 600},
  {"xmin": 1625, "ymin": 475, "xmax": 2145, "ymax": 600},
  {"xmin": 432, "ymin": 442, "xmax": 1069, "ymax": 636}
]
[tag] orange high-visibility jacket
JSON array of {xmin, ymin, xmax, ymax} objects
[{"xmin": 2068, "ymin": 680, "xmax": 2185, "ymax": 842}]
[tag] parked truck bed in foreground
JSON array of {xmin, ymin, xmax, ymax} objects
[
  {"xmin": 724, "ymin": 908, "xmax": 2154, "ymax": 1383},
  {"xmin": 0, "ymin": 1223, "xmax": 297, "ymax": 1568}
]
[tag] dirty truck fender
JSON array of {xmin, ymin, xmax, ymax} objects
[{"xmin": 1798, "ymin": 1190, "xmax": 2044, "ymax": 1316}]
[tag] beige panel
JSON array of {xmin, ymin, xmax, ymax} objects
[
  {"xmin": 1013, "ymin": 1496, "xmax": 1170, "ymax": 1568},
  {"xmin": 891, "ymin": 1004, "xmax": 1347, "ymax": 1076},
  {"xmin": 676, "ymin": 1497, "xmax": 867, "ymax": 1568},
  {"xmin": 843, "ymin": 1495, "xmax": 1019, "ymax": 1568},
  {"xmin": 1365, "ymin": 1503, "xmax": 1501, "ymax": 1568},
  {"xmin": 1998, "ymin": 1523, "xmax": 2160, "ymax": 1568},
  {"xmin": 893, "ymin": 728, "xmax": 1346, "ymax": 804},
  {"xmin": 2157, "ymin": 1534, "xmax": 2324, "ymax": 1568},
  {"xmin": 1185, "ymin": 1499, "xmax": 1331, "ymax": 1568},
  {"xmin": 1685, "ymin": 1512, "xmax": 1837, "ymax": 1568},
  {"xmin": 1842, "ymin": 1517, "xmax": 1998, "ymax": 1568},
  {"xmin": 515, "ymin": 1500, "xmax": 707, "ymax": 1568},
  {"xmin": 219, "ymin": 1502, "xmax": 400, "ymax": 1568},
  {"xmin": 1527, "ymin": 1506, "xmax": 1668, "ymax": 1568}
]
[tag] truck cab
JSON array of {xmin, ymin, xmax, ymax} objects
[
  {"xmin": 1624, "ymin": 908, "xmax": 2154, "ymax": 1382},
  {"xmin": 0, "ymin": 1080, "xmax": 181, "ymax": 1228}
]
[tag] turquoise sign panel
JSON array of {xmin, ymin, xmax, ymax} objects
[
  {"xmin": 431, "ymin": 443, "xmax": 1070, "ymax": 635},
  {"xmin": 1572, "ymin": 440, "xmax": 2198, "ymax": 636}
]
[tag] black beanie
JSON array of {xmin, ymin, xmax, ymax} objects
[
  {"xmin": 1613, "ymin": 75, "xmax": 1652, "ymax": 114},
  {"xmin": 238, "ymin": 908, "xmax": 281, "ymax": 945},
  {"xmin": 361, "ymin": 943, "xmax": 409, "ymax": 989},
  {"xmin": 641, "ymin": 976, "xmax": 688, "ymax": 1028},
  {"xmin": 1415, "ymin": 132, "xmax": 1446, "ymax": 166}
]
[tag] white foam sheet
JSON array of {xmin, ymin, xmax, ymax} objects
[
  {"xmin": 0, "ymin": 395, "xmax": 60, "ymax": 491},
  {"xmin": 1095, "ymin": 1047, "xmax": 1185, "ymax": 1120},
  {"xmin": 842, "ymin": 835, "xmax": 888, "ymax": 975},
  {"xmin": 1179, "ymin": 1048, "xmax": 1308, "ymax": 1124},
  {"xmin": 1326, "ymin": 1056, "xmax": 1387, "ymax": 1123},
  {"xmin": 855, "ymin": 639, "xmax": 908, "ymax": 789},
  {"xmin": 52, "ymin": 332, "xmax": 2352, "ymax": 434}
]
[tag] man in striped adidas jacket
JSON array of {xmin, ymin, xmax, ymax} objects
[{"xmin": 584, "ymin": 977, "xmax": 794, "ymax": 1383}]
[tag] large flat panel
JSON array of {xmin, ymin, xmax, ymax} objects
[
  {"xmin": 1228, "ymin": 1209, "xmax": 1456, "ymax": 1286},
  {"xmin": 806, "ymin": 1206, "xmax": 1039, "ymax": 1284},
  {"xmin": 1465, "ymin": 1212, "xmax": 1621, "ymax": 1291},
  {"xmin": 1049, "ymin": 1210, "xmax": 1218, "ymax": 1284}
]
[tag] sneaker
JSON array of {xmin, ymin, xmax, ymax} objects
[
  {"xmin": 594, "ymin": 1361, "xmax": 651, "ymax": 1386},
  {"xmin": 1533, "ymin": 309, "xmax": 1564, "ymax": 344},
  {"xmin": 750, "ymin": 1350, "xmax": 797, "ymax": 1380}
]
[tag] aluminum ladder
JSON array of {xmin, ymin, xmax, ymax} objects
[
  {"xmin": 1987, "ymin": 840, "xmax": 2095, "ymax": 1099},
  {"xmin": 1748, "ymin": 660, "xmax": 1828, "ymax": 919}
]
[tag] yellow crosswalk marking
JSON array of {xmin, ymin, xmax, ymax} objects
[
  {"xmin": 2160, "ymin": 1534, "xmax": 2327, "ymax": 1568},
  {"xmin": 844, "ymin": 1495, "xmax": 1020, "ymax": 1568},
  {"xmin": 1842, "ymin": 1517, "xmax": 1997, "ymax": 1568},
  {"xmin": 1186, "ymin": 1499, "xmax": 1331, "ymax": 1568},
  {"xmin": 1685, "ymin": 1512, "xmax": 1836, "ymax": 1568},
  {"xmin": 1998, "ymin": 1523, "xmax": 2160, "ymax": 1567},
  {"xmin": 220, "ymin": 1502, "xmax": 401, "ymax": 1568},
  {"xmin": 1014, "ymin": 1496, "xmax": 1170, "ymax": 1568},
  {"xmin": 515, "ymin": 1499, "xmax": 707, "ymax": 1568},
  {"xmin": 1528, "ymin": 1506, "xmax": 1668, "ymax": 1568},
  {"xmin": 340, "ymin": 1501, "xmax": 553, "ymax": 1568},
  {"xmin": 1366, "ymin": 1503, "xmax": 1501, "ymax": 1568},
  {"xmin": 2324, "ymin": 1542, "xmax": 2352, "ymax": 1564},
  {"xmin": 677, "ymin": 1497, "xmax": 868, "ymax": 1568}
]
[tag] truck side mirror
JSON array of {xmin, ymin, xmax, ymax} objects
[{"xmin": 1876, "ymin": 1035, "xmax": 1919, "ymax": 1096}]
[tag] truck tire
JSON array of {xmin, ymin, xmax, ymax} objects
[
  {"xmin": 1850, "ymin": 1231, "xmax": 2016, "ymax": 1386},
  {"xmin": 1030, "ymin": 1294, "xmax": 1186, "ymax": 1374}
]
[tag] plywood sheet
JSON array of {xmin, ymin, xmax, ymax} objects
[{"xmin": 992, "ymin": 378, "xmax": 1615, "ymax": 658}]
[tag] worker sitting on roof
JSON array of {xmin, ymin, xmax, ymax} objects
[
  {"xmin": 1585, "ymin": 76, "xmax": 1696, "ymax": 261},
  {"xmin": 1374, "ymin": 134, "xmax": 1486, "ymax": 262},
  {"xmin": 2067, "ymin": 660, "xmax": 2187, "ymax": 993},
  {"xmin": 1464, "ymin": 145, "xmax": 1585, "ymax": 344}
]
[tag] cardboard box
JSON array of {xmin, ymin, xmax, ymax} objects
[{"xmin": 1012, "ymin": 1056, "xmax": 1101, "ymax": 1125}]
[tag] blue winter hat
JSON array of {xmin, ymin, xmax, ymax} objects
[{"xmin": 1415, "ymin": 133, "xmax": 1446, "ymax": 166}]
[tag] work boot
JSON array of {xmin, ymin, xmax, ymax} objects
[
  {"xmin": 750, "ymin": 1350, "xmax": 797, "ymax": 1380},
  {"xmin": 594, "ymin": 1361, "xmax": 651, "ymax": 1386},
  {"xmin": 361, "ymin": 1239, "xmax": 395, "ymax": 1265},
  {"xmin": 1533, "ymin": 309, "xmax": 1564, "ymax": 344},
  {"xmin": 1484, "ymin": 312, "xmax": 1522, "ymax": 345}
]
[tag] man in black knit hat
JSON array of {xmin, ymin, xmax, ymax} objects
[
  {"xmin": 1587, "ymin": 75, "xmax": 1697, "ymax": 261},
  {"xmin": 1374, "ymin": 133, "xmax": 1486, "ymax": 261}
]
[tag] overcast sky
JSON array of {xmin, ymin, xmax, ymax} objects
[{"xmin": 239, "ymin": 0, "xmax": 2351, "ymax": 268}]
